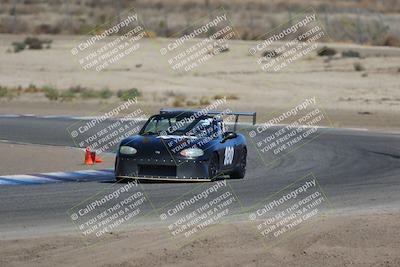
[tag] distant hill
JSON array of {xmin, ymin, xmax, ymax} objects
[{"xmin": 0, "ymin": 0, "xmax": 399, "ymax": 46}]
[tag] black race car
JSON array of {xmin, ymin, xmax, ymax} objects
[{"xmin": 115, "ymin": 109, "xmax": 256, "ymax": 182}]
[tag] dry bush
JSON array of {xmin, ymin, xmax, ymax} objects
[
  {"xmin": 24, "ymin": 84, "xmax": 43, "ymax": 93},
  {"xmin": 383, "ymin": 34, "xmax": 400, "ymax": 47},
  {"xmin": 213, "ymin": 94, "xmax": 225, "ymax": 100},
  {"xmin": 0, "ymin": 86, "xmax": 8, "ymax": 98},
  {"xmin": 117, "ymin": 88, "xmax": 141, "ymax": 101},
  {"xmin": 262, "ymin": 50, "xmax": 281, "ymax": 58},
  {"xmin": 172, "ymin": 93, "xmax": 187, "ymax": 107},
  {"xmin": 43, "ymin": 85, "xmax": 59, "ymax": 101},
  {"xmin": 164, "ymin": 90, "xmax": 179, "ymax": 98},
  {"xmin": 354, "ymin": 62, "xmax": 366, "ymax": 71},
  {"xmin": 1, "ymin": 0, "xmax": 399, "ymax": 44},
  {"xmin": 327, "ymin": 15, "xmax": 390, "ymax": 45},
  {"xmin": 342, "ymin": 50, "xmax": 360, "ymax": 58},
  {"xmin": 186, "ymin": 100, "xmax": 197, "ymax": 106},
  {"xmin": 145, "ymin": 30, "xmax": 158, "ymax": 38},
  {"xmin": 60, "ymin": 90, "xmax": 76, "ymax": 102},
  {"xmin": 173, "ymin": 98, "xmax": 185, "ymax": 107},
  {"xmin": 235, "ymin": 26, "xmax": 263, "ymax": 41},
  {"xmin": 317, "ymin": 46, "xmax": 337, "ymax": 56},
  {"xmin": 226, "ymin": 94, "xmax": 239, "ymax": 100},
  {"xmin": 0, "ymin": 17, "xmax": 29, "ymax": 33},
  {"xmin": 199, "ymin": 97, "xmax": 210, "ymax": 105}
]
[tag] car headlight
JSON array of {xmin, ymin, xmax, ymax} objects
[
  {"xmin": 180, "ymin": 148, "xmax": 204, "ymax": 157},
  {"xmin": 120, "ymin": 146, "xmax": 137, "ymax": 155}
]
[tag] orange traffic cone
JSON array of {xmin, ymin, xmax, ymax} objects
[
  {"xmin": 95, "ymin": 154, "xmax": 103, "ymax": 163},
  {"xmin": 90, "ymin": 151, "xmax": 103, "ymax": 164},
  {"xmin": 90, "ymin": 152, "xmax": 96, "ymax": 163},
  {"xmin": 84, "ymin": 147, "xmax": 94, "ymax": 165}
]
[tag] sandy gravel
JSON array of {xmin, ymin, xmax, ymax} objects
[
  {"xmin": 0, "ymin": 142, "xmax": 114, "ymax": 175},
  {"xmin": 0, "ymin": 35, "xmax": 400, "ymax": 132},
  {"xmin": 0, "ymin": 212, "xmax": 399, "ymax": 267}
]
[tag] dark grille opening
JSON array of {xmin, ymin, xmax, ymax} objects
[{"xmin": 138, "ymin": 164, "xmax": 177, "ymax": 177}]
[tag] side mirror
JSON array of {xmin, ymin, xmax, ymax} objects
[{"xmin": 221, "ymin": 132, "xmax": 237, "ymax": 143}]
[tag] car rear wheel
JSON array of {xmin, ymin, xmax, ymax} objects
[
  {"xmin": 230, "ymin": 148, "xmax": 246, "ymax": 179},
  {"xmin": 208, "ymin": 153, "xmax": 219, "ymax": 179}
]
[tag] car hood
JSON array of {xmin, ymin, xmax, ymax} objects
[{"xmin": 120, "ymin": 135, "xmax": 216, "ymax": 154}]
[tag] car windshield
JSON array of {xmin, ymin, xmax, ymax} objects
[{"xmin": 141, "ymin": 115, "xmax": 221, "ymax": 137}]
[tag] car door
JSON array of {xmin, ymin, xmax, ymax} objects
[
  {"xmin": 219, "ymin": 134, "xmax": 238, "ymax": 172},
  {"xmin": 209, "ymin": 120, "xmax": 238, "ymax": 172}
]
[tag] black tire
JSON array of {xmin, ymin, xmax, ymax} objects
[
  {"xmin": 208, "ymin": 152, "xmax": 219, "ymax": 180},
  {"xmin": 230, "ymin": 148, "xmax": 246, "ymax": 179},
  {"xmin": 114, "ymin": 157, "xmax": 120, "ymax": 182}
]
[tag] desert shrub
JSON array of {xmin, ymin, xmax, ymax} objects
[
  {"xmin": 13, "ymin": 86, "xmax": 23, "ymax": 95},
  {"xmin": 199, "ymin": 97, "xmax": 210, "ymax": 105},
  {"xmin": 237, "ymin": 28, "xmax": 249, "ymax": 41},
  {"xmin": 11, "ymin": 42, "xmax": 26, "ymax": 53},
  {"xmin": 0, "ymin": 17, "xmax": 28, "ymax": 34},
  {"xmin": 213, "ymin": 94, "xmax": 225, "ymax": 100},
  {"xmin": 24, "ymin": 37, "xmax": 43, "ymax": 49},
  {"xmin": 236, "ymin": 26, "xmax": 264, "ymax": 41},
  {"xmin": 262, "ymin": 50, "xmax": 280, "ymax": 58},
  {"xmin": 186, "ymin": 100, "xmax": 197, "ymax": 106},
  {"xmin": 68, "ymin": 85, "xmax": 88, "ymax": 93},
  {"xmin": 117, "ymin": 88, "xmax": 141, "ymax": 101},
  {"xmin": 24, "ymin": 37, "xmax": 52, "ymax": 50},
  {"xmin": 383, "ymin": 34, "xmax": 400, "ymax": 47},
  {"xmin": 43, "ymin": 85, "xmax": 59, "ymax": 101},
  {"xmin": 317, "ymin": 46, "xmax": 337, "ymax": 56},
  {"xmin": 24, "ymin": 84, "xmax": 43, "ymax": 93},
  {"xmin": 11, "ymin": 37, "xmax": 52, "ymax": 52},
  {"xmin": 214, "ymin": 44, "xmax": 229, "ymax": 53},
  {"xmin": 99, "ymin": 88, "xmax": 113, "ymax": 99},
  {"xmin": 163, "ymin": 90, "xmax": 178, "ymax": 98},
  {"xmin": 342, "ymin": 50, "xmax": 360, "ymax": 58},
  {"xmin": 145, "ymin": 30, "xmax": 157, "ymax": 38},
  {"xmin": 78, "ymin": 24, "xmax": 95, "ymax": 35},
  {"xmin": 226, "ymin": 94, "xmax": 239, "ymax": 100},
  {"xmin": 0, "ymin": 86, "xmax": 8, "ymax": 98},
  {"xmin": 72, "ymin": 87, "xmax": 113, "ymax": 100},
  {"xmin": 81, "ymin": 89, "xmax": 100, "ymax": 99},
  {"xmin": 172, "ymin": 93, "xmax": 186, "ymax": 107},
  {"xmin": 327, "ymin": 15, "xmax": 389, "ymax": 46},
  {"xmin": 173, "ymin": 98, "xmax": 185, "ymax": 107},
  {"xmin": 214, "ymin": 94, "xmax": 237, "ymax": 100},
  {"xmin": 354, "ymin": 62, "xmax": 366, "ymax": 71},
  {"xmin": 60, "ymin": 90, "xmax": 76, "ymax": 101},
  {"xmin": 34, "ymin": 24, "xmax": 58, "ymax": 34}
]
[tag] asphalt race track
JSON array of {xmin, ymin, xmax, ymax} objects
[{"xmin": 0, "ymin": 115, "xmax": 400, "ymax": 238}]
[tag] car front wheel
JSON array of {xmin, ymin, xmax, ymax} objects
[
  {"xmin": 208, "ymin": 153, "xmax": 219, "ymax": 179},
  {"xmin": 230, "ymin": 148, "xmax": 246, "ymax": 179}
]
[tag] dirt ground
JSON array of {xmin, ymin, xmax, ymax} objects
[
  {"xmin": 1, "ymin": 35, "xmax": 400, "ymax": 266},
  {"xmin": 0, "ymin": 212, "xmax": 399, "ymax": 267},
  {"xmin": 0, "ymin": 35, "xmax": 400, "ymax": 132},
  {"xmin": 0, "ymin": 142, "xmax": 114, "ymax": 175}
]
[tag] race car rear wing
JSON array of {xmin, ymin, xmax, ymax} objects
[{"xmin": 159, "ymin": 108, "xmax": 256, "ymax": 131}]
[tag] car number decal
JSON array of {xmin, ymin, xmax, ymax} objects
[{"xmin": 224, "ymin": 146, "xmax": 234, "ymax": 165}]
